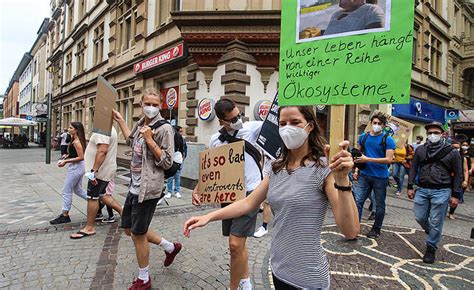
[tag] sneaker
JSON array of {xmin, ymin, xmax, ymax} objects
[
  {"xmin": 253, "ymin": 226, "xmax": 268, "ymax": 238},
  {"xmin": 95, "ymin": 213, "xmax": 104, "ymax": 221},
  {"xmin": 164, "ymin": 242, "xmax": 182, "ymax": 267},
  {"xmin": 102, "ymin": 216, "xmax": 116, "ymax": 223},
  {"xmin": 165, "ymin": 193, "xmax": 172, "ymax": 199},
  {"xmin": 447, "ymin": 214, "xmax": 455, "ymax": 220},
  {"xmin": 396, "ymin": 191, "xmax": 401, "ymax": 196},
  {"xmin": 50, "ymin": 214, "xmax": 71, "ymax": 225},
  {"xmin": 129, "ymin": 276, "xmax": 151, "ymax": 290},
  {"xmin": 175, "ymin": 192, "xmax": 182, "ymax": 198},
  {"xmin": 367, "ymin": 228, "xmax": 381, "ymax": 239},
  {"xmin": 368, "ymin": 212, "xmax": 375, "ymax": 220},
  {"xmin": 423, "ymin": 246, "xmax": 436, "ymax": 264}
]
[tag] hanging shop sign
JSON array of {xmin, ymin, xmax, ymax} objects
[{"xmin": 198, "ymin": 98, "xmax": 216, "ymax": 121}]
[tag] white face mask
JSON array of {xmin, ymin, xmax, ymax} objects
[
  {"xmin": 427, "ymin": 133, "xmax": 441, "ymax": 143},
  {"xmin": 143, "ymin": 106, "xmax": 159, "ymax": 119},
  {"xmin": 462, "ymin": 146, "xmax": 469, "ymax": 151},
  {"xmin": 279, "ymin": 124, "xmax": 309, "ymax": 150},
  {"xmin": 229, "ymin": 119, "xmax": 243, "ymax": 131},
  {"xmin": 372, "ymin": 124, "xmax": 382, "ymax": 133}
]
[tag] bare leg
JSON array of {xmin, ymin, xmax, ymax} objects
[
  {"xmin": 146, "ymin": 229, "xmax": 162, "ymax": 245},
  {"xmin": 132, "ymin": 233, "xmax": 150, "ymax": 268},
  {"xmin": 100, "ymin": 195, "xmax": 123, "ymax": 216},
  {"xmin": 70, "ymin": 199, "xmax": 98, "ymax": 237},
  {"xmin": 229, "ymin": 235, "xmax": 249, "ymax": 290}
]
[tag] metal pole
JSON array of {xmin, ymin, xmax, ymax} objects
[{"xmin": 45, "ymin": 91, "xmax": 52, "ymax": 164}]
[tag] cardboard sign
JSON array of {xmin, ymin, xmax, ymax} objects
[
  {"xmin": 365, "ymin": 110, "xmax": 414, "ymax": 148},
  {"xmin": 93, "ymin": 76, "xmax": 117, "ymax": 136},
  {"xmin": 256, "ymin": 94, "xmax": 283, "ymax": 159},
  {"xmin": 279, "ymin": 0, "xmax": 414, "ymax": 105},
  {"xmin": 198, "ymin": 141, "xmax": 246, "ymax": 204}
]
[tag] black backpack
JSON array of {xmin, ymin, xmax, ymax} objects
[{"xmin": 150, "ymin": 120, "xmax": 181, "ymax": 179}]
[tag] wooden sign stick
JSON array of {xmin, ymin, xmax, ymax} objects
[{"xmin": 329, "ymin": 105, "xmax": 346, "ymax": 161}]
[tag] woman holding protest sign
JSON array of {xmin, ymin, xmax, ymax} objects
[{"xmin": 185, "ymin": 106, "xmax": 359, "ymax": 289}]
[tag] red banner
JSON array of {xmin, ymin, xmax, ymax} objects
[
  {"xmin": 160, "ymin": 87, "xmax": 179, "ymax": 110},
  {"xmin": 134, "ymin": 43, "xmax": 184, "ymax": 74}
]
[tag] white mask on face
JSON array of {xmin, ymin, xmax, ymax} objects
[
  {"xmin": 372, "ymin": 124, "xmax": 382, "ymax": 133},
  {"xmin": 143, "ymin": 106, "xmax": 159, "ymax": 119},
  {"xmin": 279, "ymin": 124, "xmax": 310, "ymax": 150},
  {"xmin": 462, "ymin": 146, "xmax": 469, "ymax": 151},
  {"xmin": 427, "ymin": 134, "xmax": 441, "ymax": 143},
  {"xmin": 229, "ymin": 119, "xmax": 243, "ymax": 131}
]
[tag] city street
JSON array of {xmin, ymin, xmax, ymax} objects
[{"xmin": 0, "ymin": 147, "xmax": 473, "ymax": 289}]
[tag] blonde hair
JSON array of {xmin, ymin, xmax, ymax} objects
[{"xmin": 141, "ymin": 88, "xmax": 162, "ymax": 101}]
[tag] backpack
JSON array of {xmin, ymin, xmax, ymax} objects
[
  {"xmin": 149, "ymin": 120, "xmax": 181, "ymax": 179},
  {"xmin": 218, "ymin": 129, "xmax": 263, "ymax": 180},
  {"xmin": 360, "ymin": 132, "xmax": 390, "ymax": 157},
  {"xmin": 418, "ymin": 145, "xmax": 454, "ymax": 173}
]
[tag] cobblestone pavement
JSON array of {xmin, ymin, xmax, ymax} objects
[{"xmin": 1, "ymin": 148, "xmax": 473, "ymax": 289}]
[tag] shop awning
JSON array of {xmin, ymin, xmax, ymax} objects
[{"xmin": 0, "ymin": 117, "xmax": 37, "ymax": 126}]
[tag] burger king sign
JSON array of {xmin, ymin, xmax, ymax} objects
[{"xmin": 198, "ymin": 98, "xmax": 216, "ymax": 121}]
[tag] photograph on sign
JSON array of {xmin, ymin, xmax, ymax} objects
[
  {"xmin": 298, "ymin": 0, "xmax": 391, "ymax": 43},
  {"xmin": 279, "ymin": 0, "xmax": 414, "ymax": 106},
  {"xmin": 92, "ymin": 76, "xmax": 117, "ymax": 136},
  {"xmin": 198, "ymin": 141, "xmax": 246, "ymax": 204},
  {"xmin": 365, "ymin": 110, "xmax": 414, "ymax": 148}
]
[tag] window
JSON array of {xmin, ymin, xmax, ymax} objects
[
  {"xmin": 33, "ymin": 60, "xmax": 37, "ymax": 76},
  {"xmin": 75, "ymin": 39, "xmax": 86, "ymax": 74},
  {"xmin": 65, "ymin": 53, "xmax": 72, "ymax": 81},
  {"xmin": 157, "ymin": 0, "xmax": 170, "ymax": 27},
  {"xmin": 75, "ymin": 105, "xmax": 83, "ymax": 122},
  {"xmin": 68, "ymin": 1, "xmax": 74, "ymax": 35},
  {"xmin": 454, "ymin": 6, "xmax": 460, "ymax": 37},
  {"xmin": 79, "ymin": 0, "xmax": 86, "ymax": 20},
  {"xmin": 93, "ymin": 23, "xmax": 104, "ymax": 65},
  {"xmin": 63, "ymin": 105, "xmax": 72, "ymax": 128},
  {"xmin": 452, "ymin": 63, "xmax": 459, "ymax": 95},
  {"xmin": 88, "ymin": 97, "xmax": 95, "ymax": 133},
  {"xmin": 116, "ymin": 87, "xmax": 134, "ymax": 138},
  {"xmin": 412, "ymin": 28, "xmax": 419, "ymax": 65},
  {"xmin": 430, "ymin": 36, "xmax": 442, "ymax": 77},
  {"xmin": 52, "ymin": 61, "xmax": 61, "ymax": 90},
  {"xmin": 117, "ymin": 0, "xmax": 136, "ymax": 53},
  {"xmin": 430, "ymin": 0, "xmax": 441, "ymax": 14},
  {"xmin": 55, "ymin": 21, "xmax": 60, "ymax": 48}
]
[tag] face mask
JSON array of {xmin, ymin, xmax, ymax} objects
[
  {"xmin": 416, "ymin": 140, "xmax": 421, "ymax": 144},
  {"xmin": 143, "ymin": 106, "xmax": 159, "ymax": 119},
  {"xmin": 427, "ymin": 134, "xmax": 441, "ymax": 143},
  {"xmin": 372, "ymin": 124, "xmax": 382, "ymax": 133},
  {"xmin": 462, "ymin": 146, "xmax": 469, "ymax": 151},
  {"xmin": 229, "ymin": 119, "xmax": 243, "ymax": 131},
  {"xmin": 279, "ymin": 124, "xmax": 309, "ymax": 150}
]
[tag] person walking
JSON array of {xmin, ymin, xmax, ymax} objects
[
  {"xmin": 60, "ymin": 129, "xmax": 71, "ymax": 156},
  {"xmin": 412, "ymin": 135, "xmax": 424, "ymax": 151},
  {"xmin": 392, "ymin": 141, "xmax": 414, "ymax": 196},
  {"xmin": 113, "ymin": 88, "xmax": 182, "ymax": 290},
  {"xmin": 353, "ymin": 113, "xmax": 396, "ymax": 238},
  {"xmin": 185, "ymin": 106, "xmax": 359, "ymax": 289},
  {"xmin": 96, "ymin": 180, "xmax": 118, "ymax": 223},
  {"xmin": 165, "ymin": 126, "xmax": 187, "ymax": 199},
  {"xmin": 70, "ymin": 127, "xmax": 123, "ymax": 239},
  {"xmin": 447, "ymin": 141, "xmax": 469, "ymax": 220},
  {"xmin": 407, "ymin": 122, "xmax": 462, "ymax": 264},
  {"xmin": 50, "ymin": 122, "xmax": 88, "ymax": 224},
  {"xmin": 192, "ymin": 98, "xmax": 263, "ymax": 290}
]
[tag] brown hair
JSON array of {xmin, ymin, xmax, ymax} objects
[
  {"xmin": 70, "ymin": 122, "xmax": 86, "ymax": 153},
  {"xmin": 272, "ymin": 106, "xmax": 328, "ymax": 174}
]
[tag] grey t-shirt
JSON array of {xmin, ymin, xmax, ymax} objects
[{"xmin": 324, "ymin": 4, "xmax": 384, "ymax": 36}]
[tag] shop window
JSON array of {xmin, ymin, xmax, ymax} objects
[{"xmin": 116, "ymin": 87, "xmax": 134, "ymax": 138}]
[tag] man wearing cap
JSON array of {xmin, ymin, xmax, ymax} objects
[{"xmin": 407, "ymin": 122, "xmax": 462, "ymax": 264}]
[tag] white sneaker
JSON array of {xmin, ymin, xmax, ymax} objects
[
  {"xmin": 253, "ymin": 226, "xmax": 268, "ymax": 238},
  {"xmin": 175, "ymin": 192, "xmax": 182, "ymax": 198},
  {"xmin": 165, "ymin": 193, "xmax": 172, "ymax": 199}
]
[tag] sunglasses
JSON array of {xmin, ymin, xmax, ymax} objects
[{"xmin": 224, "ymin": 112, "xmax": 243, "ymax": 124}]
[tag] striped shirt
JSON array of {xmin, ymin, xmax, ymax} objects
[{"xmin": 266, "ymin": 160, "xmax": 331, "ymax": 289}]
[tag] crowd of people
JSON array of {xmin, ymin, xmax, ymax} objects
[{"xmin": 49, "ymin": 88, "xmax": 470, "ymax": 289}]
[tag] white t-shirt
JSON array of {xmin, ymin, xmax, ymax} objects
[
  {"xmin": 209, "ymin": 121, "xmax": 263, "ymax": 192},
  {"xmin": 84, "ymin": 127, "xmax": 118, "ymax": 182},
  {"xmin": 60, "ymin": 132, "xmax": 70, "ymax": 146}
]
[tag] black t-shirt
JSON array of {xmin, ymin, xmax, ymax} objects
[{"xmin": 68, "ymin": 143, "xmax": 78, "ymax": 158}]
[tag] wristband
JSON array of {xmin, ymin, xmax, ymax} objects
[{"xmin": 334, "ymin": 182, "xmax": 352, "ymax": 192}]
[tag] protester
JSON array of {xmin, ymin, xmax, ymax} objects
[
  {"xmin": 324, "ymin": 0, "xmax": 385, "ymax": 36},
  {"xmin": 50, "ymin": 122, "xmax": 88, "ymax": 224},
  {"xmin": 353, "ymin": 113, "xmax": 396, "ymax": 238},
  {"xmin": 253, "ymin": 201, "xmax": 271, "ymax": 238},
  {"xmin": 448, "ymin": 141, "xmax": 469, "ymax": 220},
  {"xmin": 166, "ymin": 125, "xmax": 187, "ymax": 199},
  {"xmin": 407, "ymin": 122, "xmax": 462, "ymax": 264},
  {"xmin": 60, "ymin": 129, "xmax": 71, "ymax": 156},
  {"xmin": 191, "ymin": 98, "xmax": 263, "ymax": 290},
  {"xmin": 186, "ymin": 106, "xmax": 359, "ymax": 289},
  {"xmin": 70, "ymin": 127, "xmax": 122, "ymax": 239},
  {"xmin": 113, "ymin": 88, "xmax": 182, "ymax": 289},
  {"xmin": 412, "ymin": 135, "xmax": 424, "ymax": 151},
  {"xmin": 392, "ymin": 141, "xmax": 414, "ymax": 196}
]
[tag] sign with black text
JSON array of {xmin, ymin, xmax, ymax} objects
[{"xmin": 256, "ymin": 94, "xmax": 283, "ymax": 160}]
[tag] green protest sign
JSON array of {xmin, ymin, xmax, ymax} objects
[{"xmin": 279, "ymin": 0, "xmax": 414, "ymax": 106}]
